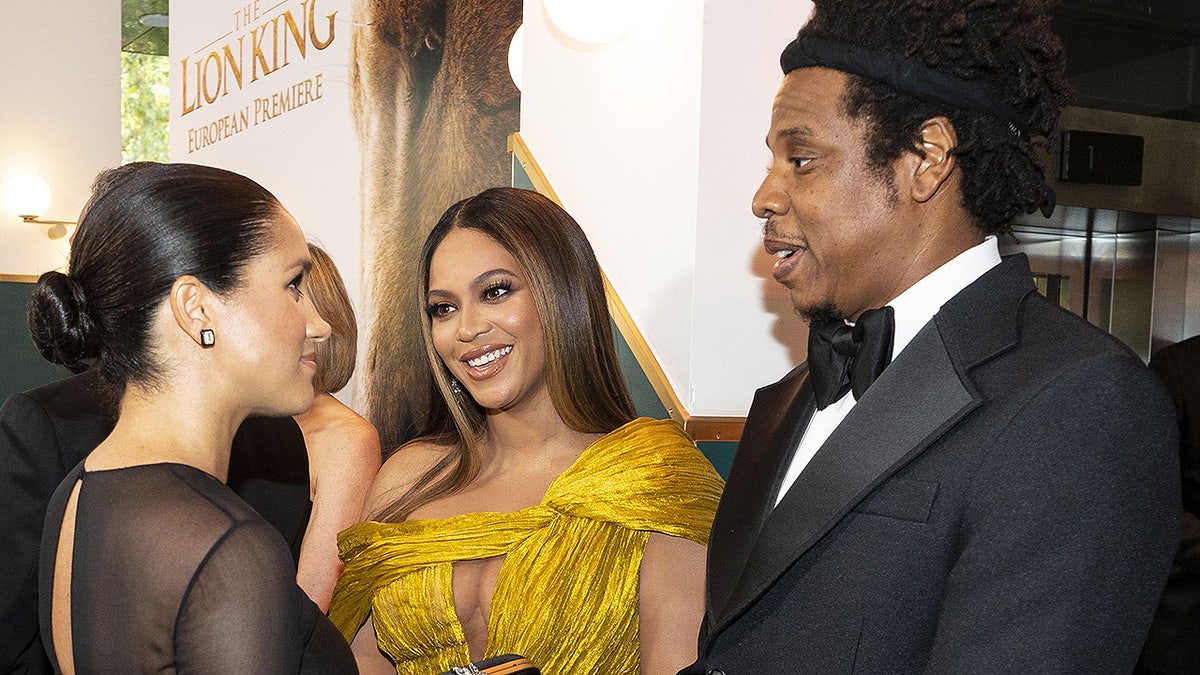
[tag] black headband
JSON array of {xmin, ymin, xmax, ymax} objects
[
  {"xmin": 781, "ymin": 35, "xmax": 1056, "ymax": 217},
  {"xmin": 781, "ymin": 36, "xmax": 1028, "ymax": 134}
]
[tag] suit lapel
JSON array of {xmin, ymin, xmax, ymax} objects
[
  {"xmin": 706, "ymin": 367, "xmax": 816, "ymax": 622},
  {"xmin": 711, "ymin": 321, "xmax": 980, "ymax": 629}
]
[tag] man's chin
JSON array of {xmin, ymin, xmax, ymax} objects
[{"xmin": 794, "ymin": 301, "xmax": 844, "ymax": 327}]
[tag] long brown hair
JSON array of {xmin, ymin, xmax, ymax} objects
[{"xmin": 373, "ymin": 187, "xmax": 636, "ymax": 521}]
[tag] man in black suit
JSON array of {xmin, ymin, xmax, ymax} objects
[
  {"xmin": 1139, "ymin": 335, "xmax": 1200, "ymax": 674},
  {"xmin": 686, "ymin": 1, "xmax": 1180, "ymax": 672},
  {"xmin": 0, "ymin": 369, "xmax": 311, "ymax": 674}
]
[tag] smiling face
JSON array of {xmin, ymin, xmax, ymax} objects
[
  {"xmin": 426, "ymin": 227, "xmax": 549, "ymax": 415},
  {"xmin": 754, "ymin": 67, "xmax": 920, "ymax": 323},
  {"xmin": 215, "ymin": 210, "xmax": 331, "ymax": 416}
]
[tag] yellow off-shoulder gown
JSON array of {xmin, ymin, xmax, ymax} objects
[{"xmin": 329, "ymin": 417, "xmax": 724, "ymax": 675}]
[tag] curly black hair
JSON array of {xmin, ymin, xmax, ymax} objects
[{"xmin": 798, "ymin": 0, "xmax": 1072, "ymax": 233}]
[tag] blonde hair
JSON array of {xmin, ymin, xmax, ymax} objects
[{"xmin": 306, "ymin": 243, "xmax": 357, "ymax": 394}]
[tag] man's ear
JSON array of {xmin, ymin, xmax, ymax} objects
[
  {"xmin": 169, "ymin": 275, "xmax": 217, "ymax": 347},
  {"xmin": 907, "ymin": 116, "xmax": 959, "ymax": 203}
]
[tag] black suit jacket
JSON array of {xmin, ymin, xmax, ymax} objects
[
  {"xmin": 1139, "ymin": 335, "xmax": 1200, "ymax": 674},
  {"xmin": 0, "ymin": 370, "xmax": 311, "ymax": 674},
  {"xmin": 686, "ymin": 255, "xmax": 1180, "ymax": 674}
]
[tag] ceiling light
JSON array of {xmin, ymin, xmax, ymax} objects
[
  {"xmin": 543, "ymin": 0, "xmax": 638, "ymax": 45},
  {"xmin": 508, "ymin": 25, "xmax": 524, "ymax": 91}
]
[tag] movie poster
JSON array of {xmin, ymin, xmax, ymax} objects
[{"xmin": 171, "ymin": 0, "xmax": 522, "ymax": 447}]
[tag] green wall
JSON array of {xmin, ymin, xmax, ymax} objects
[
  {"xmin": 612, "ymin": 319, "xmax": 735, "ymax": 478},
  {"xmin": 1, "ymin": 281, "xmax": 73, "ymax": 403}
]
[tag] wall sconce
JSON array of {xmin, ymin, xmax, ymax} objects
[
  {"xmin": 543, "ymin": 0, "xmax": 639, "ymax": 45},
  {"xmin": 3, "ymin": 173, "xmax": 76, "ymax": 239}
]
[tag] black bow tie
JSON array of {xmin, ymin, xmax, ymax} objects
[{"xmin": 806, "ymin": 306, "xmax": 895, "ymax": 410}]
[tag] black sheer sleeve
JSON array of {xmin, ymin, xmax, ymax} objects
[
  {"xmin": 176, "ymin": 519, "xmax": 309, "ymax": 673},
  {"xmin": 178, "ymin": 517, "xmax": 355, "ymax": 673}
]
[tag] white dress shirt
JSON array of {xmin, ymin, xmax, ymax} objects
[{"xmin": 772, "ymin": 236, "xmax": 1002, "ymax": 507}]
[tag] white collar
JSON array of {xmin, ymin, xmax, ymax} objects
[{"xmin": 885, "ymin": 235, "xmax": 1001, "ymax": 358}]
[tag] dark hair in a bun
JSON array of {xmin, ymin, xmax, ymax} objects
[
  {"xmin": 26, "ymin": 162, "xmax": 284, "ymax": 393},
  {"xmin": 27, "ymin": 270, "xmax": 101, "ymax": 373}
]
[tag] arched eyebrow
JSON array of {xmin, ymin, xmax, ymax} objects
[
  {"xmin": 427, "ymin": 268, "xmax": 520, "ymax": 300},
  {"xmin": 469, "ymin": 268, "xmax": 518, "ymax": 287}
]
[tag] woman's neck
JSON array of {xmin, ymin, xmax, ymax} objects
[
  {"xmin": 481, "ymin": 396, "xmax": 599, "ymax": 470},
  {"xmin": 85, "ymin": 382, "xmax": 243, "ymax": 481}
]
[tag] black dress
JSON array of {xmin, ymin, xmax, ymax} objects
[
  {"xmin": 38, "ymin": 462, "xmax": 356, "ymax": 674},
  {"xmin": 0, "ymin": 370, "xmax": 313, "ymax": 675}
]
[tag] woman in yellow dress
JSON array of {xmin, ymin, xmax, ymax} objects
[{"xmin": 330, "ymin": 187, "xmax": 723, "ymax": 675}]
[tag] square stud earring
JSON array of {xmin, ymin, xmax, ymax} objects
[{"xmin": 200, "ymin": 329, "xmax": 216, "ymax": 347}]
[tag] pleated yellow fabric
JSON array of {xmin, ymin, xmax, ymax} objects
[{"xmin": 329, "ymin": 417, "xmax": 724, "ymax": 675}]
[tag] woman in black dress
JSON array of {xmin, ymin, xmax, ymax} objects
[{"xmin": 29, "ymin": 162, "xmax": 357, "ymax": 674}]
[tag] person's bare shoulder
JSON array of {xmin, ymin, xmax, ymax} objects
[
  {"xmin": 314, "ymin": 398, "xmax": 377, "ymax": 441},
  {"xmin": 334, "ymin": 411, "xmax": 381, "ymax": 466},
  {"xmin": 360, "ymin": 437, "xmax": 452, "ymax": 519},
  {"xmin": 304, "ymin": 401, "xmax": 382, "ymax": 477}
]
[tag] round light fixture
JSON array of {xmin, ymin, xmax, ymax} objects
[
  {"xmin": 4, "ymin": 173, "xmax": 52, "ymax": 219},
  {"xmin": 508, "ymin": 25, "xmax": 525, "ymax": 91},
  {"xmin": 543, "ymin": 0, "xmax": 639, "ymax": 45}
]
